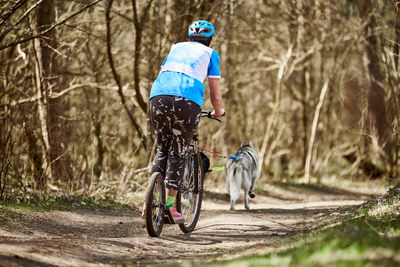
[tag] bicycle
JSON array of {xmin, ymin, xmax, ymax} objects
[{"xmin": 144, "ymin": 110, "xmax": 221, "ymax": 237}]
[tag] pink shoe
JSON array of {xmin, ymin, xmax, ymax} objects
[{"xmin": 170, "ymin": 206, "xmax": 184, "ymax": 223}]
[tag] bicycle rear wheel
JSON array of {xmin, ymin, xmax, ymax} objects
[
  {"xmin": 144, "ymin": 172, "xmax": 165, "ymax": 237},
  {"xmin": 177, "ymin": 153, "xmax": 204, "ymax": 233}
]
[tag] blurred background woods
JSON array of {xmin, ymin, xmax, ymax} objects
[{"xmin": 0, "ymin": 0, "xmax": 399, "ymax": 202}]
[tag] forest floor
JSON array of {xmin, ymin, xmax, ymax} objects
[{"xmin": 0, "ymin": 178, "xmax": 387, "ymax": 267}]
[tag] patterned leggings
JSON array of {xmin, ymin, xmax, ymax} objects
[{"xmin": 149, "ymin": 95, "xmax": 201, "ymax": 190}]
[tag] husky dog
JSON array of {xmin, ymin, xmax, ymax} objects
[{"xmin": 225, "ymin": 142, "xmax": 259, "ymax": 210}]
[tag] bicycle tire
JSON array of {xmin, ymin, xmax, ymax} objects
[
  {"xmin": 144, "ymin": 172, "xmax": 165, "ymax": 237},
  {"xmin": 177, "ymin": 153, "xmax": 204, "ymax": 233}
]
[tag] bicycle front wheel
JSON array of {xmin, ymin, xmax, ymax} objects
[
  {"xmin": 177, "ymin": 153, "xmax": 204, "ymax": 233},
  {"xmin": 144, "ymin": 172, "xmax": 165, "ymax": 237}
]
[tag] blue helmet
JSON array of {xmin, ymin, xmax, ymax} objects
[{"xmin": 188, "ymin": 20, "xmax": 215, "ymax": 38}]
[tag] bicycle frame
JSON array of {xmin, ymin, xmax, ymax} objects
[
  {"xmin": 145, "ymin": 110, "xmax": 223, "ymax": 236},
  {"xmin": 192, "ymin": 133, "xmax": 199, "ymax": 154}
]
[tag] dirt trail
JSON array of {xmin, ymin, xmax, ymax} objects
[{"xmin": 0, "ymin": 183, "xmax": 378, "ymax": 266}]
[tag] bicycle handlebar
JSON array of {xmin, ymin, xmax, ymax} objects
[{"xmin": 201, "ymin": 111, "xmax": 225, "ymax": 123}]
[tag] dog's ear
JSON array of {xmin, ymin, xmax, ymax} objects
[
  {"xmin": 249, "ymin": 141, "xmax": 254, "ymax": 147},
  {"xmin": 240, "ymin": 142, "xmax": 245, "ymax": 147}
]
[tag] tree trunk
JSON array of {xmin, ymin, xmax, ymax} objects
[
  {"xmin": 0, "ymin": 120, "xmax": 14, "ymax": 199},
  {"xmin": 169, "ymin": 0, "xmax": 194, "ymax": 42},
  {"xmin": 34, "ymin": 0, "xmax": 69, "ymax": 184},
  {"xmin": 132, "ymin": 0, "xmax": 153, "ymax": 114},
  {"xmin": 223, "ymin": 0, "xmax": 242, "ymax": 147},
  {"xmin": 24, "ymin": 120, "xmax": 45, "ymax": 195},
  {"xmin": 300, "ymin": 68, "xmax": 311, "ymax": 168},
  {"xmin": 106, "ymin": 0, "xmax": 146, "ymax": 148},
  {"xmin": 304, "ymin": 81, "xmax": 329, "ymax": 183},
  {"xmin": 358, "ymin": 0, "xmax": 388, "ymax": 144},
  {"xmin": 394, "ymin": 2, "xmax": 400, "ymax": 70}
]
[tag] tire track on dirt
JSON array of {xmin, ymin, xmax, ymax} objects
[{"xmin": 0, "ymin": 184, "xmax": 376, "ymax": 266}]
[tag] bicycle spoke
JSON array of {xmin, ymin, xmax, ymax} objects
[
  {"xmin": 177, "ymin": 153, "xmax": 204, "ymax": 233},
  {"xmin": 145, "ymin": 172, "xmax": 165, "ymax": 237}
]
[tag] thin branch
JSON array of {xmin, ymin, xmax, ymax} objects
[
  {"xmin": 285, "ymin": 43, "xmax": 323, "ymax": 80},
  {"xmin": 6, "ymin": 82, "xmax": 134, "ymax": 107},
  {"xmin": 63, "ymin": 23, "xmax": 105, "ymax": 41},
  {"xmin": 304, "ymin": 81, "xmax": 329, "ymax": 183},
  {"xmin": 380, "ymin": 34, "xmax": 400, "ymax": 48},
  {"xmin": 139, "ymin": 0, "xmax": 153, "ymax": 26},
  {"xmin": 259, "ymin": 45, "xmax": 293, "ymax": 174},
  {"xmin": 111, "ymin": 9, "xmax": 133, "ymax": 23},
  {"xmin": 131, "ymin": 0, "xmax": 139, "ymax": 27},
  {"xmin": 131, "ymin": 0, "xmax": 153, "ymax": 113},
  {"xmin": 105, "ymin": 0, "xmax": 145, "ymax": 143},
  {"xmin": 0, "ymin": 0, "xmax": 44, "ymax": 43},
  {"xmin": 0, "ymin": 0, "xmax": 28, "ymax": 28},
  {"xmin": 0, "ymin": 0, "xmax": 102, "ymax": 50}
]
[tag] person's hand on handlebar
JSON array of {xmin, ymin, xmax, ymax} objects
[{"xmin": 211, "ymin": 108, "xmax": 225, "ymax": 118}]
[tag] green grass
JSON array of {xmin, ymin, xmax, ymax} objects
[
  {"xmin": 205, "ymin": 184, "xmax": 400, "ymax": 267},
  {"xmin": 0, "ymin": 196, "xmax": 134, "ymax": 213}
]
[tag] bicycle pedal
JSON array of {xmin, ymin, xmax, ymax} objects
[
  {"xmin": 164, "ymin": 209, "xmax": 174, "ymax": 224},
  {"xmin": 164, "ymin": 216, "xmax": 174, "ymax": 224},
  {"xmin": 173, "ymin": 217, "xmax": 185, "ymax": 224}
]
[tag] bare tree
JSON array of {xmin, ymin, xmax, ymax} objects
[
  {"xmin": 1, "ymin": 0, "xmax": 399, "ymax": 200},
  {"xmin": 358, "ymin": 0, "xmax": 388, "ymax": 144},
  {"xmin": 33, "ymin": 0, "xmax": 70, "ymax": 189},
  {"xmin": 395, "ymin": 1, "xmax": 400, "ymax": 70},
  {"xmin": 131, "ymin": 0, "xmax": 153, "ymax": 113},
  {"xmin": 105, "ymin": 0, "xmax": 145, "ymax": 146}
]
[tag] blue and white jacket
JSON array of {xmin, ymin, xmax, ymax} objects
[{"xmin": 150, "ymin": 41, "xmax": 220, "ymax": 107}]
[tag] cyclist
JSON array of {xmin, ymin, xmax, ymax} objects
[{"xmin": 142, "ymin": 20, "xmax": 225, "ymax": 222}]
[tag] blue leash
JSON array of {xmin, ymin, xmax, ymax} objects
[{"xmin": 226, "ymin": 154, "xmax": 246, "ymax": 159}]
